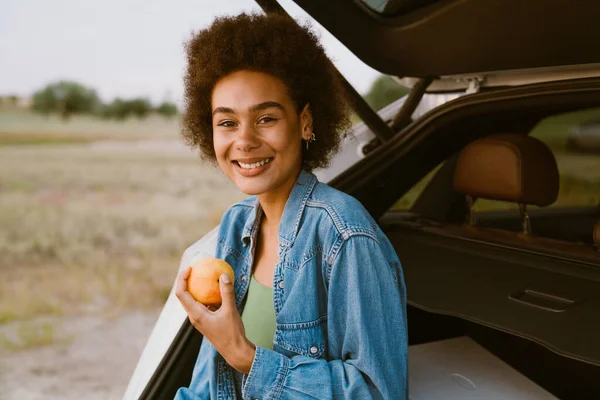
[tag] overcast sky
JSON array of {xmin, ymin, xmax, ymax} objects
[{"xmin": 0, "ymin": 0, "xmax": 381, "ymax": 105}]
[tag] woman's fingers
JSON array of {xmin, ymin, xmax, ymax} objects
[
  {"xmin": 175, "ymin": 266, "xmax": 209, "ymax": 325},
  {"xmin": 175, "ymin": 267, "xmax": 191, "ymax": 296},
  {"xmin": 175, "ymin": 267, "xmax": 193, "ymax": 305},
  {"xmin": 173, "ymin": 269, "xmax": 248, "ymax": 365}
]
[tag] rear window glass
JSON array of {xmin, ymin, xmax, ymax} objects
[
  {"xmin": 390, "ymin": 162, "xmax": 443, "ymax": 210},
  {"xmin": 474, "ymin": 107, "xmax": 600, "ymax": 212}
]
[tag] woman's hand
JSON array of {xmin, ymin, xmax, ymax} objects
[{"xmin": 175, "ymin": 267, "xmax": 256, "ymax": 374}]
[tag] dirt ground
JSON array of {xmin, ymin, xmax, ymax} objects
[{"xmin": 0, "ymin": 309, "xmax": 160, "ymax": 400}]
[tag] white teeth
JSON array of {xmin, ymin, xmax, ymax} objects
[{"xmin": 238, "ymin": 158, "xmax": 271, "ymax": 169}]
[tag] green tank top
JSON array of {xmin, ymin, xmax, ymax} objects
[{"xmin": 241, "ymin": 275, "xmax": 276, "ymax": 350}]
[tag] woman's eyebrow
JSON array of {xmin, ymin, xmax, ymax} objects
[
  {"xmin": 212, "ymin": 102, "xmax": 284, "ymax": 116},
  {"xmin": 212, "ymin": 106, "xmax": 235, "ymax": 116},
  {"xmin": 249, "ymin": 101, "xmax": 285, "ymax": 113}
]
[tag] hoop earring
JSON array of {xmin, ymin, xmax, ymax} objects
[{"xmin": 305, "ymin": 132, "xmax": 316, "ymax": 150}]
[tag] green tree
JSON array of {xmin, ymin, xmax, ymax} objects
[
  {"xmin": 127, "ymin": 98, "xmax": 152, "ymax": 119},
  {"xmin": 363, "ymin": 75, "xmax": 409, "ymax": 111},
  {"xmin": 155, "ymin": 101, "xmax": 178, "ymax": 118},
  {"xmin": 100, "ymin": 98, "xmax": 154, "ymax": 120},
  {"xmin": 100, "ymin": 98, "xmax": 129, "ymax": 120},
  {"xmin": 32, "ymin": 81, "xmax": 100, "ymax": 120}
]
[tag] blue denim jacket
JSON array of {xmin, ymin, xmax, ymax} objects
[{"xmin": 175, "ymin": 170, "xmax": 408, "ymax": 399}]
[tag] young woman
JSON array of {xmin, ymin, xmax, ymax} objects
[{"xmin": 174, "ymin": 12, "xmax": 407, "ymax": 400}]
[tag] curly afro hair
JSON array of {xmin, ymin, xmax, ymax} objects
[{"xmin": 182, "ymin": 12, "xmax": 351, "ymax": 171}]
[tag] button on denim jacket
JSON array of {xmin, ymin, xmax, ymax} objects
[{"xmin": 175, "ymin": 170, "xmax": 408, "ymax": 400}]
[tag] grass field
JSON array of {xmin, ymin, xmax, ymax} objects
[
  {"xmin": 0, "ymin": 108, "xmax": 178, "ymax": 143},
  {"xmin": 0, "ymin": 109, "xmax": 245, "ymax": 349}
]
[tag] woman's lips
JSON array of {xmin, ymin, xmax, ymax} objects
[{"xmin": 233, "ymin": 158, "xmax": 272, "ymax": 177}]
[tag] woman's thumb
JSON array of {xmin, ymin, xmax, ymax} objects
[{"xmin": 219, "ymin": 273, "xmax": 235, "ymax": 308}]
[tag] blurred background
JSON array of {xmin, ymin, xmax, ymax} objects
[{"xmin": 0, "ymin": 1, "xmax": 409, "ymax": 399}]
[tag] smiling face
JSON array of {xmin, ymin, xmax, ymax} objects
[{"xmin": 211, "ymin": 70, "xmax": 313, "ymax": 198}]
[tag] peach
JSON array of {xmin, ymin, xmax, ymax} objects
[{"xmin": 187, "ymin": 257, "xmax": 235, "ymax": 305}]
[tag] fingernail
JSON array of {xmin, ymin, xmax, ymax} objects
[{"xmin": 221, "ymin": 273, "xmax": 231, "ymax": 284}]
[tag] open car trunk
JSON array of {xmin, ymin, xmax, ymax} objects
[{"xmin": 334, "ymin": 74, "xmax": 600, "ymax": 398}]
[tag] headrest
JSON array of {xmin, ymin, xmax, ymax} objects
[
  {"xmin": 594, "ymin": 221, "xmax": 599, "ymax": 246},
  {"xmin": 453, "ymin": 134, "xmax": 559, "ymax": 206}
]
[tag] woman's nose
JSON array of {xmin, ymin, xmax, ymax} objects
[{"xmin": 234, "ymin": 124, "xmax": 260, "ymax": 152}]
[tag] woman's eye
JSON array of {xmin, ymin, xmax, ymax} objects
[
  {"xmin": 217, "ymin": 120, "xmax": 236, "ymax": 128},
  {"xmin": 258, "ymin": 116, "xmax": 277, "ymax": 124}
]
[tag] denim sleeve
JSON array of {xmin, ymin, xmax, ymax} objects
[{"xmin": 242, "ymin": 234, "xmax": 408, "ymax": 400}]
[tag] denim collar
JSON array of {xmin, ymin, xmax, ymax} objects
[{"xmin": 241, "ymin": 169, "xmax": 318, "ymax": 248}]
